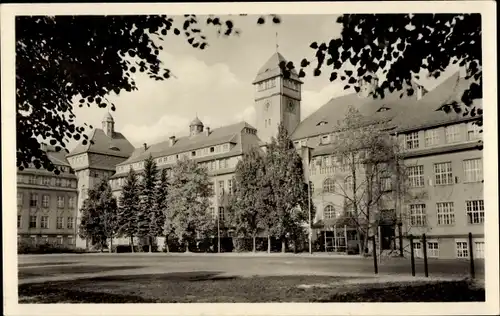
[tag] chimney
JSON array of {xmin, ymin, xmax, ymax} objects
[
  {"xmin": 143, "ymin": 143, "xmax": 148, "ymax": 151},
  {"xmin": 205, "ymin": 127, "xmax": 211, "ymax": 136},
  {"xmin": 169, "ymin": 136, "xmax": 176, "ymax": 146}
]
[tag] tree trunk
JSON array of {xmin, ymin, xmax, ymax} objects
[
  {"xmin": 185, "ymin": 242, "xmax": 190, "ymax": 253},
  {"xmin": 165, "ymin": 235, "xmax": 170, "ymax": 253},
  {"xmin": 130, "ymin": 236, "xmax": 135, "ymax": 253},
  {"xmin": 252, "ymin": 235, "xmax": 256, "ymax": 253},
  {"xmin": 267, "ymin": 235, "xmax": 271, "ymax": 253},
  {"xmin": 356, "ymin": 230, "xmax": 364, "ymax": 257},
  {"xmin": 148, "ymin": 236, "xmax": 152, "ymax": 253},
  {"xmin": 109, "ymin": 237, "xmax": 113, "ymax": 253},
  {"xmin": 281, "ymin": 238, "xmax": 286, "ymax": 253}
]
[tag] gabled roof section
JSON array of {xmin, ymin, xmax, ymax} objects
[
  {"xmin": 393, "ymin": 71, "xmax": 481, "ymax": 132},
  {"xmin": 253, "ymin": 52, "xmax": 302, "ymax": 84},
  {"xmin": 291, "ymin": 81, "xmax": 420, "ymax": 140},
  {"xmin": 47, "ymin": 149, "xmax": 71, "ymax": 167},
  {"xmin": 67, "ymin": 128, "xmax": 135, "ymax": 158},
  {"xmin": 118, "ymin": 121, "xmax": 261, "ymax": 166}
]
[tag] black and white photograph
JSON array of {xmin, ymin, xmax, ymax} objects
[{"xmin": 1, "ymin": 2, "xmax": 498, "ymax": 315}]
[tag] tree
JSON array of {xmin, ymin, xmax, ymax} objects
[
  {"xmin": 118, "ymin": 168, "xmax": 141, "ymax": 252},
  {"xmin": 137, "ymin": 155, "xmax": 158, "ymax": 252},
  {"xmin": 232, "ymin": 147, "xmax": 267, "ymax": 252},
  {"xmin": 328, "ymin": 106, "xmax": 405, "ymax": 255},
  {"xmin": 166, "ymin": 157, "xmax": 213, "ymax": 252},
  {"xmin": 154, "ymin": 168, "xmax": 169, "ymax": 252},
  {"xmin": 78, "ymin": 177, "xmax": 118, "ymax": 252},
  {"xmin": 16, "ymin": 14, "xmax": 281, "ymax": 174},
  {"xmin": 266, "ymin": 123, "xmax": 310, "ymax": 253},
  {"xmin": 282, "ymin": 14, "xmax": 482, "ymax": 125}
]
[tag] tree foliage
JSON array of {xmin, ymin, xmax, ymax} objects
[
  {"xmin": 78, "ymin": 177, "xmax": 118, "ymax": 252},
  {"xmin": 154, "ymin": 168, "xmax": 169, "ymax": 250},
  {"xmin": 138, "ymin": 155, "xmax": 158, "ymax": 252},
  {"xmin": 118, "ymin": 168, "xmax": 140, "ymax": 251},
  {"xmin": 16, "ymin": 14, "xmax": 280, "ymax": 174},
  {"xmin": 166, "ymin": 157, "xmax": 213, "ymax": 251},
  {"xmin": 231, "ymin": 147, "xmax": 267, "ymax": 252},
  {"xmin": 283, "ymin": 14, "xmax": 482, "ymax": 124}
]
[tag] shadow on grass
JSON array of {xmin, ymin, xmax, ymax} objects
[{"xmin": 18, "ymin": 265, "xmax": 146, "ymax": 279}]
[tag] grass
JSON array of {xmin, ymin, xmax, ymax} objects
[
  {"xmin": 18, "ymin": 272, "xmax": 485, "ymax": 303},
  {"xmin": 18, "ymin": 265, "xmax": 145, "ymax": 278}
]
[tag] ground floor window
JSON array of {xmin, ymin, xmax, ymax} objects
[
  {"xmin": 30, "ymin": 235, "xmax": 36, "ymax": 244},
  {"xmin": 413, "ymin": 241, "xmax": 422, "ymax": 258},
  {"xmin": 427, "ymin": 241, "xmax": 439, "ymax": 258},
  {"xmin": 67, "ymin": 236, "xmax": 74, "ymax": 246},
  {"xmin": 56, "ymin": 236, "xmax": 63, "ymax": 245},
  {"xmin": 474, "ymin": 240, "xmax": 485, "ymax": 259},
  {"xmin": 455, "ymin": 240, "xmax": 469, "ymax": 258},
  {"xmin": 40, "ymin": 236, "xmax": 49, "ymax": 244}
]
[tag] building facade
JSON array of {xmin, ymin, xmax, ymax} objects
[
  {"xmin": 17, "ymin": 146, "xmax": 79, "ymax": 247},
  {"xmin": 55, "ymin": 51, "xmax": 482, "ymax": 258}
]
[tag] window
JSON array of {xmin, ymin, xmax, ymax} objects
[
  {"xmin": 324, "ymin": 205, "xmax": 337, "ymax": 219},
  {"xmin": 424, "ymin": 129, "xmax": 439, "ymax": 147},
  {"xmin": 55, "ymin": 178, "xmax": 62, "ymax": 186},
  {"xmin": 466, "ymin": 200, "xmax": 484, "ymax": 224},
  {"xmin": 405, "ymin": 132, "xmax": 419, "ymax": 149},
  {"xmin": 427, "ymin": 241, "xmax": 439, "ymax": 258},
  {"xmin": 445, "ymin": 124, "xmax": 461, "ymax": 143},
  {"xmin": 409, "ymin": 204, "xmax": 426, "ymax": 226},
  {"xmin": 467, "ymin": 122, "xmax": 481, "ymax": 141},
  {"xmin": 42, "ymin": 177, "xmax": 51, "ymax": 185},
  {"xmin": 407, "ymin": 165, "xmax": 424, "ymax": 187},
  {"xmin": 344, "ymin": 176, "xmax": 354, "ymax": 193},
  {"xmin": 41, "ymin": 216, "xmax": 49, "ymax": 229},
  {"xmin": 475, "ymin": 240, "xmax": 485, "ymax": 259},
  {"xmin": 68, "ymin": 197, "xmax": 76, "ymax": 209},
  {"xmin": 309, "ymin": 182, "xmax": 314, "ymax": 194},
  {"xmin": 56, "ymin": 236, "xmax": 63, "ymax": 245},
  {"xmin": 218, "ymin": 207, "xmax": 225, "ymax": 221},
  {"xmin": 413, "ymin": 241, "xmax": 422, "ymax": 258},
  {"xmin": 29, "ymin": 176, "xmax": 37, "ymax": 184},
  {"xmin": 30, "ymin": 236, "xmax": 37, "ymax": 244},
  {"xmin": 29, "ymin": 216, "xmax": 37, "ymax": 228},
  {"xmin": 56, "ymin": 217, "xmax": 64, "ymax": 229},
  {"xmin": 345, "ymin": 204, "xmax": 355, "ymax": 218},
  {"xmin": 17, "ymin": 215, "xmax": 22, "ymax": 228},
  {"xmin": 42, "ymin": 195, "xmax": 50, "ymax": 208},
  {"xmin": 30, "ymin": 193, "xmax": 38, "ymax": 207},
  {"xmin": 218, "ymin": 181, "xmax": 225, "ymax": 196},
  {"xmin": 228, "ymin": 179, "xmax": 233, "ymax": 194},
  {"xmin": 456, "ymin": 240, "xmax": 469, "ymax": 258},
  {"xmin": 210, "ymin": 182, "xmax": 215, "ymax": 196},
  {"xmin": 67, "ymin": 236, "xmax": 74, "ymax": 246},
  {"xmin": 209, "ymin": 207, "xmax": 216, "ymax": 219},
  {"xmin": 380, "ymin": 177, "xmax": 392, "ymax": 192},
  {"xmin": 323, "ymin": 178, "xmax": 335, "ymax": 193},
  {"xmin": 437, "ymin": 202, "xmax": 455, "ymax": 225},
  {"xmin": 67, "ymin": 217, "xmax": 74, "ymax": 229},
  {"xmin": 434, "ymin": 162, "xmax": 453, "ymax": 185},
  {"xmin": 57, "ymin": 196, "xmax": 65, "ymax": 208},
  {"xmin": 17, "ymin": 193, "xmax": 23, "ymax": 206},
  {"xmin": 224, "ymin": 144, "xmax": 230, "ymax": 152},
  {"xmin": 463, "ymin": 159, "xmax": 483, "ymax": 183},
  {"xmin": 191, "ymin": 151, "xmax": 196, "ymax": 157}
]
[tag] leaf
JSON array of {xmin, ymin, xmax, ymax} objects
[
  {"xmin": 344, "ymin": 85, "xmax": 350, "ymax": 90},
  {"xmin": 313, "ymin": 69, "xmax": 321, "ymax": 76},
  {"xmin": 300, "ymin": 58, "xmax": 310, "ymax": 68},
  {"xmin": 257, "ymin": 17, "xmax": 265, "ymax": 24},
  {"xmin": 329, "ymin": 72, "xmax": 338, "ymax": 81},
  {"xmin": 298, "ymin": 69, "xmax": 306, "ymax": 78},
  {"xmin": 310, "ymin": 42, "xmax": 318, "ymax": 49}
]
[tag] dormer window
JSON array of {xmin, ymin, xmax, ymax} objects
[
  {"xmin": 210, "ymin": 147, "xmax": 215, "ymax": 153},
  {"xmin": 377, "ymin": 106, "xmax": 390, "ymax": 112},
  {"xmin": 191, "ymin": 151, "xmax": 196, "ymax": 157},
  {"xmin": 109, "ymin": 146, "xmax": 120, "ymax": 151},
  {"xmin": 320, "ymin": 135, "xmax": 330, "ymax": 145},
  {"xmin": 317, "ymin": 120, "xmax": 328, "ymax": 126}
]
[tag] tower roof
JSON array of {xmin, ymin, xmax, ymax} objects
[
  {"xmin": 190, "ymin": 116, "xmax": 203, "ymax": 126},
  {"xmin": 253, "ymin": 52, "xmax": 302, "ymax": 84},
  {"xmin": 103, "ymin": 111, "xmax": 114, "ymax": 122}
]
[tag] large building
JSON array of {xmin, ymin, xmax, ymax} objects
[
  {"xmin": 17, "ymin": 145, "xmax": 79, "ymax": 247},
  {"xmin": 63, "ymin": 52, "xmax": 483, "ymax": 258}
]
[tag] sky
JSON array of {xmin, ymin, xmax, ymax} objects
[{"xmin": 70, "ymin": 14, "xmax": 458, "ymax": 150}]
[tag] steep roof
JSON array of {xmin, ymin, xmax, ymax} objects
[
  {"xmin": 47, "ymin": 148, "xmax": 71, "ymax": 167},
  {"xmin": 67, "ymin": 128, "xmax": 135, "ymax": 158},
  {"xmin": 393, "ymin": 71, "xmax": 481, "ymax": 132},
  {"xmin": 253, "ymin": 52, "xmax": 302, "ymax": 84},
  {"xmin": 117, "ymin": 121, "xmax": 262, "ymax": 166},
  {"xmin": 291, "ymin": 82, "xmax": 421, "ymax": 140}
]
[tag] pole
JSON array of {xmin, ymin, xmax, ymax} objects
[
  {"xmin": 468, "ymin": 232, "xmax": 475, "ymax": 279},
  {"xmin": 422, "ymin": 234, "xmax": 429, "ymax": 277},
  {"xmin": 378, "ymin": 225, "xmax": 382, "ymax": 265},
  {"xmin": 344, "ymin": 225, "xmax": 347, "ymax": 254},
  {"xmin": 308, "ymin": 181, "xmax": 312, "ymax": 254},
  {"xmin": 324, "ymin": 228, "xmax": 327, "ymax": 253},
  {"xmin": 217, "ymin": 208, "xmax": 221, "ymax": 253},
  {"xmin": 372, "ymin": 235, "xmax": 378, "ymax": 274},
  {"xmin": 398, "ymin": 223, "xmax": 404, "ymax": 257},
  {"xmin": 409, "ymin": 235, "xmax": 416, "ymax": 276},
  {"xmin": 333, "ymin": 225, "xmax": 337, "ymax": 253}
]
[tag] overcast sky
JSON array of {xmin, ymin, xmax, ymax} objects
[{"xmin": 70, "ymin": 14, "xmax": 458, "ymax": 150}]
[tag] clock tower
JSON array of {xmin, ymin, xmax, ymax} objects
[{"xmin": 253, "ymin": 52, "xmax": 302, "ymax": 144}]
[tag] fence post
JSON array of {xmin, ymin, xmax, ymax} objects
[
  {"xmin": 422, "ymin": 234, "xmax": 429, "ymax": 277},
  {"xmin": 398, "ymin": 223, "xmax": 404, "ymax": 257},
  {"xmin": 409, "ymin": 235, "xmax": 415, "ymax": 277},
  {"xmin": 372, "ymin": 235, "xmax": 378, "ymax": 274},
  {"xmin": 468, "ymin": 232, "xmax": 475, "ymax": 279}
]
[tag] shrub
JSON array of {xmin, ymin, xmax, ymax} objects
[
  {"xmin": 17, "ymin": 240, "xmax": 88, "ymax": 254},
  {"xmin": 233, "ymin": 238, "xmax": 253, "ymax": 252}
]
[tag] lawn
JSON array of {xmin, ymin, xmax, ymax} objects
[{"xmin": 18, "ymin": 272, "xmax": 485, "ymax": 303}]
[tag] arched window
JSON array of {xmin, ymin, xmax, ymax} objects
[
  {"xmin": 324, "ymin": 205, "xmax": 336, "ymax": 219},
  {"xmin": 323, "ymin": 178, "xmax": 336, "ymax": 193}
]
